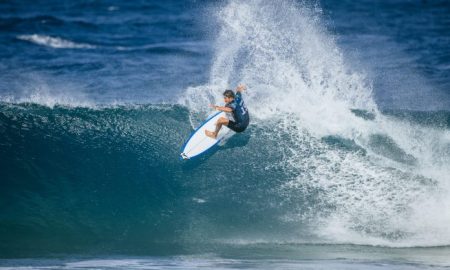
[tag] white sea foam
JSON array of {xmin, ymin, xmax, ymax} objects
[
  {"xmin": 180, "ymin": 0, "xmax": 450, "ymax": 247},
  {"xmin": 0, "ymin": 75, "xmax": 94, "ymax": 108},
  {"xmin": 17, "ymin": 34, "xmax": 96, "ymax": 49}
]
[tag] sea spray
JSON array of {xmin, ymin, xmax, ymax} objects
[{"xmin": 181, "ymin": 0, "xmax": 450, "ymax": 247}]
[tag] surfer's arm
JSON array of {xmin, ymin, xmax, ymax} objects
[{"xmin": 210, "ymin": 104, "xmax": 233, "ymax": 112}]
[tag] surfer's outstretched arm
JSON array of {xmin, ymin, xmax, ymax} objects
[{"xmin": 209, "ymin": 104, "xmax": 232, "ymax": 112}]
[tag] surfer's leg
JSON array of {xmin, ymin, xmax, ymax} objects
[
  {"xmin": 215, "ymin": 117, "xmax": 229, "ymax": 134},
  {"xmin": 205, "ymin": 117, "xmax": 229, "ymax": 139}
]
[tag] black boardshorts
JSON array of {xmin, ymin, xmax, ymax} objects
[{"xmin": 227, "ymin": 119, "xmax": 249, "ymax": 133}]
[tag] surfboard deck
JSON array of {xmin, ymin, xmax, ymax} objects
[{"xmin": 180, "ymin": 111, "xmax": 230, "ymax": 160}]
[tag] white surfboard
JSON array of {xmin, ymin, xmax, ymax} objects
[{"xmin": 180, "ymin": 111, "xmax": 230, "ymax": 160}]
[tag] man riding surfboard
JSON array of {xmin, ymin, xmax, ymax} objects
[{"xmin": 205, "ymin": 84, "xmax": 249, "ymax": 138}]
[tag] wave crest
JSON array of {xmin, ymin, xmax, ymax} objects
[{"xmin": 17, "ymin": 34, "xmax": 96, "ymax": 49}]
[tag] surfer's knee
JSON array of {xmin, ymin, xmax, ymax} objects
[{"xmin": 217, "ymin": 117, "xmax": 228, "ymax": 124}]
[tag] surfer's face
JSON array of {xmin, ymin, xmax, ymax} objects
[{"xmin": 224, "ymin": 96, "xmax": 234, "ymax": 103}]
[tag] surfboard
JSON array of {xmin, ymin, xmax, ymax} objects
[{"xmin": 180, "ymin": 111, "xmax": 230, "ymax": 160}]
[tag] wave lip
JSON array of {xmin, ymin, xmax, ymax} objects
[{"xmin": 17, "ymin": 34, "xmax": 96, "ymax": 49}]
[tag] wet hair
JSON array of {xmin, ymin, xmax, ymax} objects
[{"xmin": 223, "ymin": 89, "xmax": 235, "ymax": 98}]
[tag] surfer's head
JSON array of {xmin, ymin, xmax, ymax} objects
[{"xmin": 223, "ymin": 89, "xmax": 235, "ymax": 102}]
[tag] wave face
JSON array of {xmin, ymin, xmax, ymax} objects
[
  {"xmin": 1, "ymin": 0, "xmax": 450, "ymax": 258},
  {"xmin": 0, "ymin": 103, "xmax": 316, "ymax": 256},
  {"xmin": 0, "ymin": 104, "xmax": 449, "ymax": 257}
]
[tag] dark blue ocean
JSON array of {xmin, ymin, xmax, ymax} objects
[{"xmin": 1, "ymin": 0, "xmax": 450, "ymax": 269}]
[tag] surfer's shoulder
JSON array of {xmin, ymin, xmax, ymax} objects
[{"xmin": 226, "ymin": 100, "xmax": 237, "ymax": 110}]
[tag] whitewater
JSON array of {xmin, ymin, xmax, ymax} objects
[{"xmin": 181, "ymin": 0, "xmax": 450, "ymax": 247}]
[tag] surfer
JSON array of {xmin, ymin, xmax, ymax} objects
[{"xmin": 205, "ymin": 84, "xmax": 249, "ymax": 139}]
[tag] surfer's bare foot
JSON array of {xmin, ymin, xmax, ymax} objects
[{"xmin": 205, "ymin": 130, "xmax": 217, "ymax": 139}]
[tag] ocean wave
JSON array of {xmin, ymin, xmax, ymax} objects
[
  {"xmin": 17, "ymin": 34, "xmax": 96, "ymax": 49},
  {"xmin": 0, "ymin": 102, "xmax": 449, "ymax": 257},
  {"xmin": 1, "ymin": 0, "xmax": 450, "ymax": 256},
  {"xmin": 180, "ymin": 0, "xmax": 450, "ymax": 249},
  {"xmin": 112, "ymin": 41, "xmax": 208, "ymax": 56},
  {"xmin": 0, "ymin": 14, "xmax": 97, "ymax": 29},
  {"xmin": 0, "ymin": 85, "xmax": 95, "ymax": 108}
]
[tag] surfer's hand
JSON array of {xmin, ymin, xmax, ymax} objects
[
  {"xmin": 209, "ymin": 104, "xmax": 217, "ymax": 110},
  {"xmin": 236, "ymin": 84, "xmax": 246, "ymax": 92}
]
